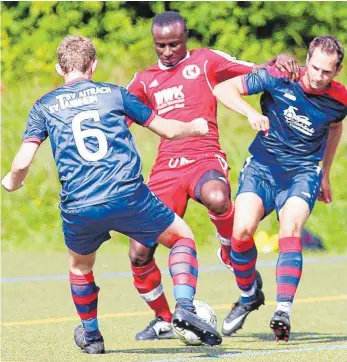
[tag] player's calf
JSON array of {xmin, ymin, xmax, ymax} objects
[
  {"xmin": 222, "ymin": 236, "xmax": 264, "ymax": 335},
  {"xmin": 69, "ymin": 270, "xmax": 103, "ymax": 346},
  {"xmin": 131, "ymin": 257, "xmax": 172, "ymax": 340}
]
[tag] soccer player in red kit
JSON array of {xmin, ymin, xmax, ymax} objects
[{"xmin": 127, "ymin": 11, "xmax": 300, "ymax": 340}]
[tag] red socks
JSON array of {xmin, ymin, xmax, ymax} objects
[
  {"xmin": 131, "ymin": 259, "xmax": 172, "ymax": 322},
  {"xmin": 209, "ymin": 201, "xmax": 234, "ymax": 264}
]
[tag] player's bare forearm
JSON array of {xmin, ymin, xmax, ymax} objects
[
  {"xmin": 322, "ymin": 122, "xmax": 343, "ymax": 175},
  {"xmin": 2, "ymin": 142, "xmax": 40, "ymax": 192},
  {"xmin": 214, "ymin": 78, "xmax": 259, "ymax": 118},
  {"xmin": 214, "ymin": 78, "xmax": 270, "ymax": 133},
  {"xmin": 148, "ymin": 115, "xmax": 208, "ymax": 140}
]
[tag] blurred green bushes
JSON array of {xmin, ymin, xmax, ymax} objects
[
  {"xmin": 2, "ymin": 1, "xmax": 347, "ymax": 84},
  {"xmin": 1, "ymin": 2, "xmax": 347, "ymax": 252}
]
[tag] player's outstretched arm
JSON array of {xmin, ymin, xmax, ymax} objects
[
  {"xmin": 213, "ymin": 77, "xmax": 269, "ymax": 134},
  {"xmin": 2, "ymin": 142, "xmax": 40, "ymax": 192},
  {"xmin": 318, "ymin": 121, "xmax": 343, "ymax": 204},
  {"xmin": 147, "ymin": 115, "xmax": 209, "ymax": 140}
]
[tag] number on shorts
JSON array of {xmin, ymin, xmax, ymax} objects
[{"xmin": 72, "ymin": 110, "xmax": 108, "ymax": 161}]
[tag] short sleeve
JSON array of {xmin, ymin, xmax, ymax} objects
[
  {"xmin": 333, "ymin": 108, "xmax": 347, "ymax": 123},
  {"xmin": 120, "ymin": 87, "xmax": 155, "ymax": 127},
  {"xmin": 126, "ymin": 73, "xmax": 152, "ymax": 127},
  {"xmin": 205, "ymin": 49, "xmax": 254, "ymax": 87},
  {"xmin": 22, "ymin": 102, "xmax": 48, "ymax": 144},
  {"xmin": 242, "ymin": 67, "xmax": 277, "ymax": 95}
]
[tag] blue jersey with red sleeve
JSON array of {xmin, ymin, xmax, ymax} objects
[
  {"xmin": 22, "ymin": 79, "xmax": 155, "ymax": 209},
  {"xmin": 242, "ymin": 66, "xmax": 347, "ymax": 167}
]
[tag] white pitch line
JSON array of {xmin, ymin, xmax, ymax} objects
[{"xmin": 148, "ymin": 344, "xmax": 347, "ymax": 362}]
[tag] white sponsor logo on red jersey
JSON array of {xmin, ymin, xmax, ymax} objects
[{"xmin": 154, "ymin": 85, "xmax": 185, "ymax": 115}]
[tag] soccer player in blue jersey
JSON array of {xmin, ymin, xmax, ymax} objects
[
  {"xmin": 2, "ymin": 35, "xmax": 223, "ymax": 353},
  {"xmin": 213, "ymin": 35, "xmax": 346, "ymax": 341}
]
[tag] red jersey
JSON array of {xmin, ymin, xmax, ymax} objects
[{"xmin": 127, "ymin": 48, "xmax": 254, "ymax": 160}]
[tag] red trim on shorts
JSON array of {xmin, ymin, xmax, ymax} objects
[{"xmin": 279, "ymin": 237, "xmax": 302, "ymax": 252}]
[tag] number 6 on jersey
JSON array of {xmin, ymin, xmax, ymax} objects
[{"xmin": 72, "ymin": 110, "xmax": 108, "ymax": 161}]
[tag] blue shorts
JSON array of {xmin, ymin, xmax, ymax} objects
[
  {"xmin": 61, "ymin": 183, "xmax": 175, "ymax": 255},
  {"xmin": 237, "ymin": 156, "xmax": 322, "ymax": 217}
]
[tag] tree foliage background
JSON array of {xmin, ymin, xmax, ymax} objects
[
  {"xmin": 2, "ymin": 1, "xmax": 347, "ymax": 83},
  {"xmin": 2, "ymin": 1, "xmax": 347, "ymax": 251}
]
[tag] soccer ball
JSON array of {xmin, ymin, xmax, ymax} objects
[
  {"xmin": 173, "ymin": 300, "xmax": 217, "ymax": 346},
  {"xmin": 194, "ymin": 300, "xmax": 217, "ymax": 329}
]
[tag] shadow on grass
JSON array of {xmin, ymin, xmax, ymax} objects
[
  {"xmin": 105, "ymin": 333, "xmax": 347, "ymax": 355},
  {"xmin": 106, "ymin": 345, "xmax": 234, "ymax": 356},
  {"xmin": 227, "ymin": 331, "xmax": 347, "ymax": 345}
]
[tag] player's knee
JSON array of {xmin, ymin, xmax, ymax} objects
[
  {"xmin": 69, "ymin": 262, "xmax": 93, "ymax": 275},
  {"xmin": 129, "ymin": 249, "xmax": 153, "ymax": 266},
  {"xmin": 279, "ymin": 221, "xmax": 301, "ymax": 238},
  {"xmin": 233, "ymin": 221, "xmax": 256, "ymax": 240},
  {"xmin": 128, "ymin": 245, "xmax": 154, "ymax": 267},
  {"xmin": 203, "ymin": 190, "xmax": 230, "ymax": 214},
  {"xmin": 68, "ymin": 249, "xmax": 95, "ymax": 274}
]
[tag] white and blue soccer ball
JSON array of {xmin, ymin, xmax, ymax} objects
[{"xmin": 173, "ymin": 300, "xmax": 217, "ymax": 346}]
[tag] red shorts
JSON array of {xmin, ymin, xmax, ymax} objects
[{"xmin": 147, "ymin": 153, "xmax": 230, "ymax": 217}]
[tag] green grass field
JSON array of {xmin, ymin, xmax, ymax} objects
[{"xmin": 2, "ymin": 245, "xmax": 347, "ymax": 361}]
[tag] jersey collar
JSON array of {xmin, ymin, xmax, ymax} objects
[
  {"xmin": 64, "ymin": 77, "xmax": 90, "ymax": 85},
  {"xmin": 157, "ymin": 51, "xmax": 190, "ymax": 70}
]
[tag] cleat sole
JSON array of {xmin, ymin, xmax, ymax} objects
[
  {"xmin": 173, "ymin": 308, "xmax": 222, "ymax": 346},
  {"xmin": 270, "ymin": 316, "xmax": 291, "ymax": 342}
]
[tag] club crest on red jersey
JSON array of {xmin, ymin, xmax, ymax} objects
[{"xmin": 182, "ymin": 65, "xmax": 200, "ymax": 80}]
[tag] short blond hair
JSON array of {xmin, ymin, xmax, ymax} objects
[{"xmin": 57, "ymin": 35, "xmax": 96, "ymax": 74}]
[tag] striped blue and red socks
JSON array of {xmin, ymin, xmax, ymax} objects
[
  {"xmin": 230, "ymin": 236, "xmax": 258, "ymax": 303},
  {"xmin": 169, "ymin": 238, "xmax": 198, "ymax": 312},
  {"xmin": 70, "ymin": 271, "xmax": 101, "ymax": 341},
  {"xmin": 276, "ymin": 236, "xmax": 303, "ymax": 314}
]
